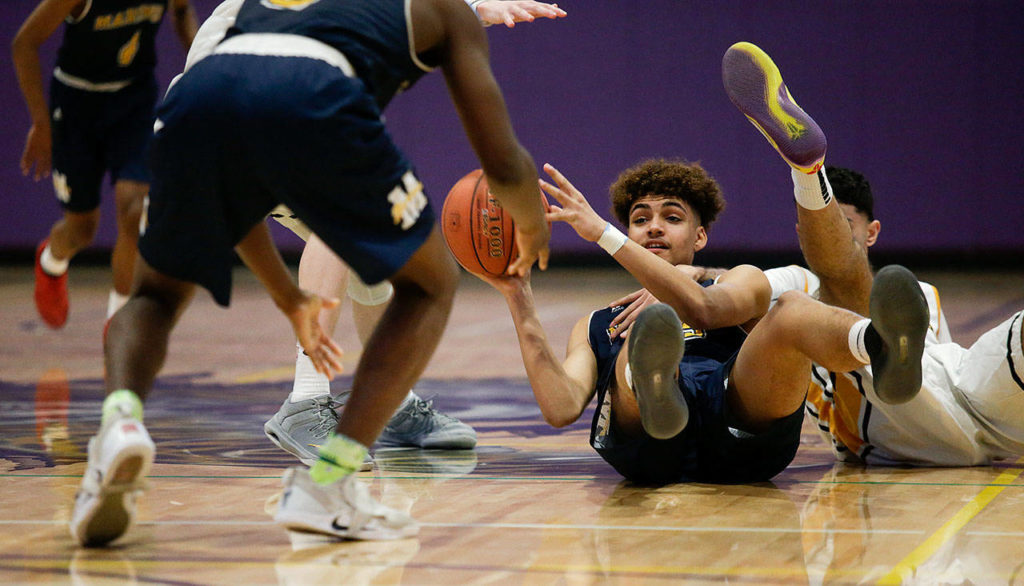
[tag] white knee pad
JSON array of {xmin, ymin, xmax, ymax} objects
[{"xmin": 347, "ymin": 273, "xmax": 394, "ymax": 306}]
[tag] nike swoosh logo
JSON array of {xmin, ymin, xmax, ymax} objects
[
  {"xmin": 307, "ymin": 443, "xmax": 321, "ymax": 449},
  {"xmin": 331, "ymin": 519, "xmax": 349, "ymax": 532}
]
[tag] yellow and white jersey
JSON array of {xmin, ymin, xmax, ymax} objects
[{"xmin": 765, "ymin": 265, "xmax": 1024, "ymax": 466}]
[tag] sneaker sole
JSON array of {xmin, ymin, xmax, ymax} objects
[
  {"xmin": 722, "ymin": 42, "xmax": 826, "ymax": 174},
  {"xmin": 628, "ymin": 304, "xmax": 689, "ymax": 439},
  {"xmin": 275, "ymin": 512, "xmax": 419, "ymax": 541},
  {"xmin": 72, "ymin": 444, "xmax": 153, "ymax": 547},
  {"xmin": 377, "ymin": 433, "xmax": 477, "ymax": 450},
  {"xmin": 264, "ymin": 420, "xmax": 373, "ymax": 471},
  {"xmin": 868, "ymin": 265, "xmax": 929, "ymax": 405}
]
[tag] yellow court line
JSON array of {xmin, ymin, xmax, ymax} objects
[
  {"xmin": 877, "ymin": 460, "xmax": 1024, "ymax": 585},
  {"xmin": 234, "ymin": 366, "xmax": 295, "ymax": 384}
]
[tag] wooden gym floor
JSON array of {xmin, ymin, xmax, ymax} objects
[{"xmin": 1, "ymin": 264, "xmax": 1023, "ymax": 584}]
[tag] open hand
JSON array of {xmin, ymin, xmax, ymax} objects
[
  {"xmin": 476, "ymin": 1, "xmax": 566, "ymax": 28},
  {"xmin": 540, "ymin": 163, "xmax": 607, "ymax": 242},
  {"xmin": 286, "ymin": 293, "xmax": 344, "ymax": 379},
  {"xmin": 21, "ymin": 124, "xmax": 51, "ymax": 181}
]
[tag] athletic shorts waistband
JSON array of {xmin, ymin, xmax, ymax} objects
[
  {"xmin": 53, "ymin": 67, "xmax": 133, "ymax": 92},
  {"xmin": 213, "ymin": 33, "xmax": 355, "ymax": 77}
]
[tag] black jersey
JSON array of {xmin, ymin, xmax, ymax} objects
[
  {"xmin": 56, "ymin": 0, "xmax": 169, "ymax": 83},
  {"xmin": 228, "ymin": 0, "xmax": 433, "ymax": 109}
]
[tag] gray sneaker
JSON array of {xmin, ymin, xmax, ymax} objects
[
  {"xmin": 376, "ymin": 393, "xmax": 477, "ymax": 449},
  {"xmin": 264, "ymin": 396, "xmax": 373, "ymax": 471}
]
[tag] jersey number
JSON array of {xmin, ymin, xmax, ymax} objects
[{"xmin": 117, "ymin": 30, "xmax": 140, "ymax": 67}]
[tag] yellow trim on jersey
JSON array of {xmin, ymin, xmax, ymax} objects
[{"xmin": 806, "ymin": 372, "xmax": 868, "ymax": 457}]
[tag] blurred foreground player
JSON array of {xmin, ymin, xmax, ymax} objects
[
  {"xmin": 263, "ymin": 0, "xmax": 566, "ymax": 470},
  {"xmin": 71, "ymin": 0, "xmax": 550, "ymax": 546}
]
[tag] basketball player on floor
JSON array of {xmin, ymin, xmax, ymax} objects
[
  {"xmin": 262, "ymin": 0, "xmax": 567, "ymax": 471},
  {"xmin": 479, "ymin": 157, "xmax": 928, "ymax": 484},
  {"xmin": 721, "ymin": 42, "xmax": 1024, "ymax": 466},
  {"xmin": 609, "ymin": 42, "xmax": 1024, "ymax": 467},
  {"xmin": 71, "ymin": 0, "xmax": 550, "ymax": 547},
  {"xmin": 13, "ymin": 0, "xmax": 197, "ymax": 329}
]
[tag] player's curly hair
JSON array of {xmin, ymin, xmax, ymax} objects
[
  {"xmin": 609, "ymin": 159, "xmax": 725, "ymax": 228},
  {"xmin": 825, "ymin": 165, "xmax": 874, "ymax": 221}
]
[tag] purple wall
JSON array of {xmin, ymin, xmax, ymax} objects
[{"xmin": 3, "ymin": 0, "xmax": 1023, "ymax": 261}]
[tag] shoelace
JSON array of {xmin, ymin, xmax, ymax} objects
[
  {"xmin": 308, "ymin": 397, "xmax": 342, "ymax": 434},
  {"xmin": 399, "ymin": 397, "xmax": 458, "ymax": 432}
]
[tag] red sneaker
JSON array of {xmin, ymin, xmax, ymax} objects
[{"xmin": 34, "ymin": 238, "xmax": 69, "ymax": 328}]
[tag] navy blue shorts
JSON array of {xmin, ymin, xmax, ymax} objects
[
  {"xmin": 140, "ymin": 53, "xmax": 434, "ymax": 306},
  {"xmin": 49, "ymin": 74, "xmax": 157, "ymax": 212},
  {"xmin": 594, "ymin": 355, "xmax": 805, "ymax": 484}
]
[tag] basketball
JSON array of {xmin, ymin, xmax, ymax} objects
[{"xmin": 441, "ymin": 169, "xmax": 517, "ymax": 277}]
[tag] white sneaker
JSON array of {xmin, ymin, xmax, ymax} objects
[
  {"xmin": 274, "ymin": 467, "xmax": 418, "ymax": 541},
  {"xmin": 69, "ymin": 408, "xmax": 155, "ymax": 547}
]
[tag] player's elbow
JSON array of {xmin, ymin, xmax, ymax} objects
[{"xmin": 543, "ymin": 411, "xmax": 577, "ymax": 429}]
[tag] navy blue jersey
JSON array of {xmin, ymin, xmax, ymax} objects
[
  {"xmin": 587, "ymin": 281, "xmax": 746, "ymax": 447},
  {"xmin": 56, "ymin": 0, "xmax": 169, "ymax": 83},
  {"xmin": 582, "ymin": 281, "xmax": 806, "ymax": 484},
  {"xmin": 227, "ymin": 0, "xmax": 433, "ymax": 108}
]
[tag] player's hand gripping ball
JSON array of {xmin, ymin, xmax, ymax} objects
[{"xmin": 441, "ymin": 169, "xmax": 518, "ymax": 277}]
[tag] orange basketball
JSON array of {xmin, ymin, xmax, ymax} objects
[{"xmin": 441, "ymin": 169, "xmax": 517, "ymax": 277}]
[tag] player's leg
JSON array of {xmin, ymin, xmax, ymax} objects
[
  {"xmin": 35, "ymin": 80, "xmax": 106, "ymax": 328},
  {"xmin": 334, "ymin": 226, "xmax": 458, "ymax": 446},
  {"xmin": 72, "ymin": 258, "xmax": 195, "ymax": 547},
  {"xmin": 723, "ymin": 42, "xmax": 872, "ymax": 315},
  {"xmin": 729, "ymin": 291, "xmax": 865, "ymax": 431},
  {"xmin": 105, "ymin": 76, "xmax": 158, "ymax": 319},
  {"xmin": 264, "ymin": 232, "xmax": 357, "ymax": 467},
  {"xmin": 610, "ymin": 304, "xmax": 689, "ymax": 440},
  {"xmin": 358, "ymin": 268, "xmax": 476, "ymax": 448},
  {"xmin": 732, "ymin": 266, "xmax": 928, "ymax": 428},
  {"xmin": 35, "ymin": 208, "xmax": 99, "ymax": 328},
  {"xmin": 947, "ymin": 310, "xmax": 1024, "ymax": 449},
  {"xmin": 109, "ymin": 179, "xmax": 148, "ymax": 316},
  {"xmin": 276, "ymin": 227, "xmax": 456, "ymax": 541}
]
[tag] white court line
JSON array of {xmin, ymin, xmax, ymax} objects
[{"xmin": 0, "ymin": 519, "xmax": 930, "ymax": 535}]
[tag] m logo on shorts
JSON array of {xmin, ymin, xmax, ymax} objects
[
  {"xmin": 52, "ymin": 171, "xmax": 71, "ymax": 204},
  {"xmin": 388, "ymin": 171, "xmax": 427, "ymax": 231}
]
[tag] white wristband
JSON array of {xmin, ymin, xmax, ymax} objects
[{"xmin": 596, "ymin": 223, "xmax": 628, "ymax": 255}]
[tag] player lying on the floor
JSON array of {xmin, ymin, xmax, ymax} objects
[
  {"xmin": 478, "ymin": 158, "xmax": 929, "ymax": 484},
  {"xmin": 611, "ymin": 41, "xmax": 1024, "ymax": 467}
]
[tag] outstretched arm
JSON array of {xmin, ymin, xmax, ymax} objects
[
  {"xmin": 472, "ymin": 1, "xmax": 566, "ymax": 28},
  {"xmin": 479, "ymin": 273, "xmax": 597, "ymax": 427},
  {"xmin": 541, "ymin": 163, "xmax": 770, "ymax": 330},
  {"xmin": 422, "ymin": 0, "xmax": 550, "ymax": 274},
  {"xmin": 234, "ymin": 222, "xmax": 343, "ymax": 378}
]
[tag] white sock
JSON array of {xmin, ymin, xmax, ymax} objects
[
  {"xmin": 791, "ymin": 167, "xmax": 833, "ymax": 211},
  {"xmin": 290, "ymin": 343, "xmax": 330, "ymax": 401},
  {"xmin": 847, "ymin": 318, "xmax": 872, "ymax": 365},
  {"xmin": 40, "ymin": 244, "xmax": 69, "ymax": 276},
  {"xmin": 107, "ymin": 290, "xmax": 129, "ymax": 318}
]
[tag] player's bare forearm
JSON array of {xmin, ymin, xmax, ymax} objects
[
  {"xmin": 608, "ymin": 244, "xmax": 769, "ymax": 330},
  {"xmin": 501, "ymin": 282, "xmax": 594, "ymax": 427},
  {"xmin": 11, "ymin": 0, "xmax": 77, "ymax": 124}
]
